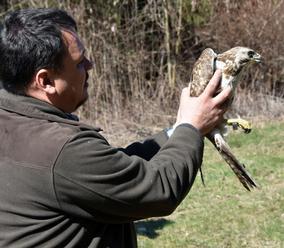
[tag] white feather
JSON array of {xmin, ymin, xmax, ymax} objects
[{"xmin": 215, "ymin": 59, "xmax": 235, "ymax": 89}]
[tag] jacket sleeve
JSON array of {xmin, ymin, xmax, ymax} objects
[{"xmin": 53, "ymin": 124, "xmax": 204, "ymax": 223}]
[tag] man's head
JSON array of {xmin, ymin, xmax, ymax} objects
[{"xmin": 0, "ymin": 8, "xmax": 93, "ymax": 112}]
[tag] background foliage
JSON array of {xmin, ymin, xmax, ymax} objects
[{"xmin": 0, "ymin": 0, "xmax": 283, "ymax": 125}]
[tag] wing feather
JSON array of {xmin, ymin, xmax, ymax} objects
[{"xmin": 189, "ymin": 48, "xmax": 217, "ymax": 97}]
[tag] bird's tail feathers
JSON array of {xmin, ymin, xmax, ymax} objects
[{"xmin": 207, "ymin": 133, "xmax": 258, "ymax": 191}]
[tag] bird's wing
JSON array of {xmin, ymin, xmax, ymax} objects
[
  {"xmin": 189, "ymin": 48, "xmax": 217, "ymax": 97},
  {"xmin": 188, "ymin": 48, "xmax": 217, "ymax": 186}
]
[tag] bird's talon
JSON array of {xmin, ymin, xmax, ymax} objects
[
  {"xmin": 244, "ymin": 128, "xmax": 251, "ymax": 134},
  {"xmin": 226, "ymin": 118, "xmax": 252, "ymax": 134}
]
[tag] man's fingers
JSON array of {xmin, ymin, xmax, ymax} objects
[
  {"xmin": 202, "ymin": 68, "xmax": 232, "ymax": 106},
  {"xmin": 203, "ymin": 70, "xmax": 222, "ymax": 97},
  {"xmin": 213, "ymin": 86, "xmax": 232, "ymax": 106}
]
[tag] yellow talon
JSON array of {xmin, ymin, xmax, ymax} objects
[{"xmin": 226, "ymin": 118, "xmax": 252, "ymax": 134}]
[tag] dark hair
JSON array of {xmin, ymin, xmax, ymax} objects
[{"xmin": 0, "ymin": 8, "xmax": 77, "ymax": 94}]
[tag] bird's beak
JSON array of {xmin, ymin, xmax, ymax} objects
[{"xmin": 253, "ymin": 53, "xmax": 262, "ymax": 63}]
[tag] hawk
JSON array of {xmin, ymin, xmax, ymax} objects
[{"xmin": 189, "ymin": 46, "xmax": 261, "ymax": 191}]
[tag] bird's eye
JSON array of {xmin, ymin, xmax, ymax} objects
[{"xmin": 248, "ymin": 51, "xmax": 255, "ymax": 58}]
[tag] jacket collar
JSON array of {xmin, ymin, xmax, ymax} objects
[{"xmin": 0, "ymin": 89, "xmax": 102, "ymax": 132}]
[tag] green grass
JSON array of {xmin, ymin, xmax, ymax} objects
[{"xmin": 136, "ymin": 121, "xmax": 284, "ymax": 248}]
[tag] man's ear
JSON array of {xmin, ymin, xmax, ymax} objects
[{"xmin": 35, "ymin": 69, "xmax": 56, "ymax": 95}]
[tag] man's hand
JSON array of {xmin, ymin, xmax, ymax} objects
[{"xmin": 174, "ymin": 70, "xmax": 232, "ymax": 136}]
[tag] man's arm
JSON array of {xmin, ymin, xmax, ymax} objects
[
  {"xmin": 53, "ymin": 70, "xmax": 231, "ymax": 223},
  {"xmin": 53, "ymin": 123, "xmax": 203, "ymax": 223},
  {"xmin": 120, "ymin": 69, "xmax": 231, "ymax": 161}
]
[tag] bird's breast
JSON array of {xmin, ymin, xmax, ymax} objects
[
  {"xmin": 215, "ymin": 59, "xmax": 236, "ymax": 90},
  {"xmin": 215, "ymin": 60, "xmax": 225, "ymax": 70}
]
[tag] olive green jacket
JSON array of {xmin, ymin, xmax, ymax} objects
[{"xmin": 0, "ymin": 89, "xmax": 204, "ymax": 247}]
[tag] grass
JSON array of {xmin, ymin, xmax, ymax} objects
[{"xmin": 136, "ymin": 121, "xmax": 284, "ymax": 248}]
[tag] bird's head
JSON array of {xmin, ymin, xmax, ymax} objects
[{"xmin": 233, "ymin": 47, "xmax": 262, "ymax": 67}]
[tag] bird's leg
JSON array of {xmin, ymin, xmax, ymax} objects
[
  {"xmin": 207, "ymin": 128, "xmax": 230, "ymax": 151},
  {"xmin": 212, "ymin": 131, "xmax": 231, "ymax": 151},
  {"xmin": 226, "ymin": 118, "xmax": 252, "ymax": 134}
]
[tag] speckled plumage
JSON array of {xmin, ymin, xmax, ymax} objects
[{"xmin": 189, "ymin": 46, "xmax": 261, "ymax": 191}]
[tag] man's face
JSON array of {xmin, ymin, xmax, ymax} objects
[{"xmin": 54, "ymin": 30, "xmax": 93, "ymax": 113}]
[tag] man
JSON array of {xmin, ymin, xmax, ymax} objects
[{"xmin": 0, "ymin": 8, "xmax": 231, "ymax": 248}]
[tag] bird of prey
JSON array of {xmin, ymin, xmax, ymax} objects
[{"xmin": 189, "ymin": 46, "xmax": 261, "ymax": 191}]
